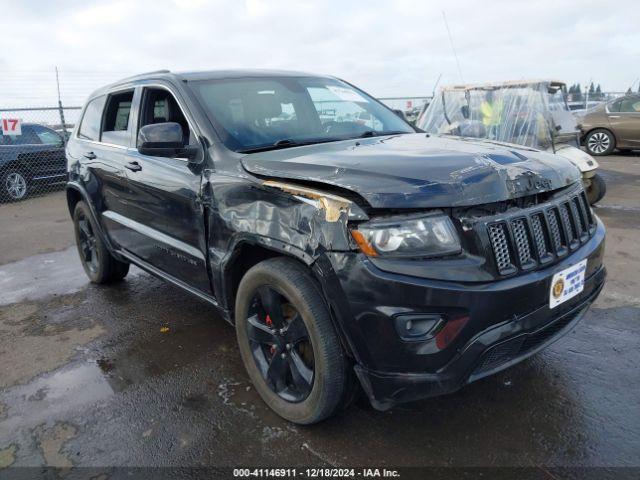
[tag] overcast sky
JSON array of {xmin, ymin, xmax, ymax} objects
[{"xmin": 1, "ymin": 0, "xmax": 639, "ymax": 106}]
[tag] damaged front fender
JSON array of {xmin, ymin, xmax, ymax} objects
[{"xmin": 205, "ymin": 175, "xmax": 366, "ymax": 309}]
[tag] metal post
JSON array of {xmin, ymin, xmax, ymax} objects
[
  {"xmin": 584, "ymin": 80, "xmax": 590, "ymax": 110},
  {"xmin": 55, "ymin": 67, "xmax": 68, "ymax": 142}
]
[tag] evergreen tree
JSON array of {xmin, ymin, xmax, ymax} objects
[
  {"xmin": 575, "ymin": 84, "xmax": 583, "ymax": 101},
  {"xmin": 595, "ymin": 84, "xmax": 602, "ymax": 100},
  {"xmin": 588, "ymin": 82, "xmax": 595, "ymax": 95}
]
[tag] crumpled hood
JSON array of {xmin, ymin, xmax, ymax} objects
[{"xmin": 241, "ymin": 133, "xmax": 581, "ymax": 209}]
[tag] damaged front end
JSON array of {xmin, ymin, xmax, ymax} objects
[{"xmin": 206, "ymin": 133, "xmax": 604, "ymax": 412}]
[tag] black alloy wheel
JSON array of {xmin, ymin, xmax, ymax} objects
[
  {"xmin": 72, "ymin": 201, "xmax": 130, "ymax": 284},
  {"xmin": 77, "ymin": 211, "xmax": 100, "ymax": 274},
  {"xmin": 235, "ymin": 257, "xmax": 349, "ymax": 424},
  {"xmin": 246, "ymin": 285, "xmax": 314, "ymax": 402}
]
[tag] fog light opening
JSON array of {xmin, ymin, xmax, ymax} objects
[{"xmin": 394, "ymin": 314, "xmax": 443, "ymax": 341}]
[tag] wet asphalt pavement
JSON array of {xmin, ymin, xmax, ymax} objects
[{"xmin": 0, "ymin": 154, "xmax": 638, "ymax": 474}]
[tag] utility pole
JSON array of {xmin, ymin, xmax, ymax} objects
[
  {"xmin": 442, "ymin": 11, "xmax": 464, "ymax": 83},
  {"xmin": 432, "ymin": 73, "xmax": 443, "ymax": 98},
  {"xmin": 584, "ymin": 78, "xmax": 592, "ymax": 109},
  {"xmin": 55, "ymin": 67, "xmax": 68, "ymax": 142}
]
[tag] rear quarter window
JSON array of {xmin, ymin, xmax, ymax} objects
[
  {"xmin": 78, "ymin": 96, "xmax": 107, "ymax": 141},
  {"xmin": 618, "ymin": 98, "xmax": 640, "ymax": 113},
  {"xmin": 608, "ymin": 100, "xmax": 622, "ymax": 113}
]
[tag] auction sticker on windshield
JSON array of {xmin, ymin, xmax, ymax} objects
[
  {"xmin": 327, "ymin": 85, "xmax": 368, "ymax": 103},
  {"xmin": 549, "ymin": 259, "xmax": 587, "ymax": 309}
]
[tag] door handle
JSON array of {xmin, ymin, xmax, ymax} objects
[
  {"xmin": 609, "ymin": 115, "xmax": 620, "ymax": 118},
  {"xmin": 83, "ymin": 152, "xmax": 97, "ymax": 159},
  {"xmin": 125, "ymin": 161, "xmax": 142, "ymax": 172}
]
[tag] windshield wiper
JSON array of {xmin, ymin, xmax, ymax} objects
[
  {"xmin": 356, "ymin": 130, "xmax": 409, "ymax": 139},
  {"xmin": 358, "ymin": 130, "xmax": 377, "ymax": 138},
  {"xmin": 238, "ymin": 138, "xmax": 333, "ymax": 154},
  {"xmin": 238, "ymin": 131, "xmax": 411, "ymax": 154},
  {"xmin": 273, "ymin": 139, "xmax": 298, "ymax": 147}
]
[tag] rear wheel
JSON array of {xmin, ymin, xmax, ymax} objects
[
  {"xmin": 585, "ymin": 129, "xmax": 615, "ymax": 156},
  {"xmin": 1, "ymin": 170, "xmax": 28, "ymax": 201},
  {"xmin": 73, "ymin": 201, "xmax": 129, "ymax": 283},
  {"xmin": 235, "ymin": 258, "xmax": 347, "ymax": 424}
]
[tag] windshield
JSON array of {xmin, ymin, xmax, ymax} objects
[
  {"xmin": 188, "ymin": 76, "xmax": 414, "ymax": 152},
  {"xmin": 418, "ymin": 85, "xmax": 555, "ymax": 149}
]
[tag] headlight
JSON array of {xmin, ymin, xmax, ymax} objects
[{"xmin": 350, "ymin": 214, "xmax": 461, "ymax": 258}]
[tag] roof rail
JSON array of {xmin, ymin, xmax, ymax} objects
[{"xmin": 116, "ymin": 69, "xmax": 171, "ymax": 83}]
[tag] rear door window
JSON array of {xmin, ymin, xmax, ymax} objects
[
  {"xmin": 78, "ymin": 96, "xmax": 107, "ymax": 141},
  {"xmin": 101, "ymin": 91, "xmax": 134, "ymax": 146},
  {"xmin": 32, "ymin": 125, "xmax": 64, "ymax": 145}
]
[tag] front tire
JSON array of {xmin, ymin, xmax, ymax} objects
[
  {"xmin": 73, "ymin": 201, "xmax": 130, "ymax": 283},
  {"xmin": 586, "ymin": 173, "xmax": 607, "ymax": 205},
  {"xmin": 1, "ymin": 169, "xmax": 28, "ymax": 201},
  {"xmin": 585, "ymin": 129, "xmax": 615, "ymax": 156},
  {"xmin": 235, "ymin": 258, "xmax": 347, "ymax": 424}
]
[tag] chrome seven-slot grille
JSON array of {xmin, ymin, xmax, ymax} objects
[{"xmin": 487, "ymin": 189, "xmax": 595, "ymax": 275}]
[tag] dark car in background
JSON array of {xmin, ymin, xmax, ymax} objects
[
  {"xmin": 66, "ymin": 70, "xmax": 606, "ymax": 424},
  {"xmin": 0, "ymin": 123, "xmax": 67, "ymax": 201},
  {"xmin": 578, "ymin": 95, "xmax": 640, "ymax": 155}
]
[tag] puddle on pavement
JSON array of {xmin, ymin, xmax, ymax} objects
[
  {"xmin": 0, "ymin": 362, "xmax": 114, "ymax": 433},
  {"xmin": 34, "ymin": 422, "xmax": 78, "ymax": 468},
  {"xmin": 0, "ymin": 444, "xmax": 17, "ymax": 468},
  {"xmin": 0, "ymin": 296, "xmax": 105, "ymax": 389},
  {"xmin": 0, "ymin": 248, "xmax": 88, "ymax": 306},
  {"xmin": 0, "ymin": 247, "xmax": 143, "ymax": 306}
]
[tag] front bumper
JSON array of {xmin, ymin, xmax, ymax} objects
[{"xmin": 317, "ymin": 220, "xmax": 606, "ymax": 410}]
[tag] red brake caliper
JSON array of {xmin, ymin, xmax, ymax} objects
[{"xmin": 266, "ymin": 315, "xmax": 276, "ymax": 355}]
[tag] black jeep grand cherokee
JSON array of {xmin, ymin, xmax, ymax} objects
[{"xmin": 66, "ymin": 70, "xmax": 606, "ymax": 424}]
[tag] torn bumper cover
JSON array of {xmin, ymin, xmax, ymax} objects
[{"xmin": 317, "ymin": 221, "xmax": 606, "ymax": 411}]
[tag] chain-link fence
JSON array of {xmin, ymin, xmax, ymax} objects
[
  {"xmin": 0, "ymin": 68, "xmax": 131, "ymax": 202},
  {"xmin": 566, "ymin": 91, "xmax": 628, "ymax": 111},
  {"xmin": 0, "ymin": 106, "xmax": 80, "ymax": 201}
]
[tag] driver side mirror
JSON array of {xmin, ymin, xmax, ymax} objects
[{"xmin": 137, "ymin": 122, "xmax": 198, "ymax": 160}]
